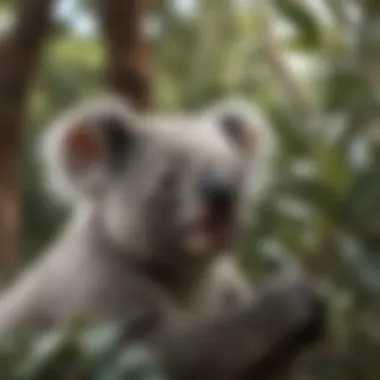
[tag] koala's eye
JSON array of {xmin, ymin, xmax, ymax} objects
[
  {"xmin": 219, "ymin": 114, "xmax": 247, "ymax": 147},
  {"xmin": 158, "ymin": 157, "xmax": 184, "ymax": 191}
]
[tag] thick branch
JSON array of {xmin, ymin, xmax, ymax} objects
[
  {"xmin": 102, "ymin": 0, "xmax": 152, "ymax": 112},
  {"xmin": 0, "ymin": 0, "xmax": 52, "ymax": 278}
]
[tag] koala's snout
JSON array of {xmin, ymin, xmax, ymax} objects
[
  {"xmin": 183, "ymin": 167, "xmax": 241, "ymax": 255},
  {"xmin": 199, "ymin": 169, "xmax": 239, "ymax": 217}
]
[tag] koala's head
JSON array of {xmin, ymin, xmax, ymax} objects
[{"xmin": 41, "ymin": 96, "xmax": 275, "ymax": 264}]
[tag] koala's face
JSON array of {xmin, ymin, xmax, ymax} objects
[{"xmin": 43, "ymin": 97, "xmax": 274, "ymax": 263}]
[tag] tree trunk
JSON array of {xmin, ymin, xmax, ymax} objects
[
  {"xmin": 102, "ymin": 0, "xmax": 152, "ymax": 112},
  {"xmin": 0, "ymin": 0, "xmax": 52, "ymax": 280}
]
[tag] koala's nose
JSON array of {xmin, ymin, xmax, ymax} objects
[{"xmin": 200, "ymin": 172, "xmax": 238, "ymax": 215}]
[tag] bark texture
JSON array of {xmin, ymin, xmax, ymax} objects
[
  {"xmin": 0, "ymin": 0, "xmax": 52, "ymax": 279},
  {"xmin": 102, "ymin": 0, "xmax": 152, "ymax": 112}
]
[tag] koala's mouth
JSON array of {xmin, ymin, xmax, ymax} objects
[{"xmin": 186, "ymin": 210, "xmax": 235, "ymax": 254}]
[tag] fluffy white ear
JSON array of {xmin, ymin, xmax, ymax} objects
[
  {"xmin": 204, "ymin": 98, "xmax": 277, "ymax": 199},
  {"xmin": 39, "ymin": 96, "xmax": 139, "ymax": 206}
]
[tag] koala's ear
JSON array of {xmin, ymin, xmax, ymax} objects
[
  {"xmin": 205, "ymin": 99, "xmax": 275, "ymax": 159},
  {"xmin": 205, "ymin": 98, "xmax": 277, "ymax": 200},
  {"xmin": 40, "ymin": 97, "xmax": 138, "ymax": 205}
]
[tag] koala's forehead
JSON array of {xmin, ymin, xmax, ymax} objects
[{"xmin": 142, "ymin": 115, "xmax": 235, "ymax": 162}]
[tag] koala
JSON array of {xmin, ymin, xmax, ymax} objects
[{"xmin": 0, "ymin": 96, "xmax": 325, "ymax": 379}]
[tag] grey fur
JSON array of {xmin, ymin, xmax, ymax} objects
[{"xmin": 0, "ymin": 97, "xmax": 325, "ymax": 379}]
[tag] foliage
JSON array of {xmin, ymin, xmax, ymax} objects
[
  {"xmin": 2, "ymin": 0, "xmax": 380, "ymax": 379},
  {"xmin": 0, "ymin": 323, "xmax": 168, "ymax": 380}
]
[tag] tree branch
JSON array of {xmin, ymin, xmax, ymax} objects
[
  {"xmin": 0, "ymin": 0, "xmax": 52, "ymax": 279},
  {"xmin": 102, "ymin": 0, "xmax": 152, "ymax": 112}
]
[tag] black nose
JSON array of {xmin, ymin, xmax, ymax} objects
[{"xmin": 200, "ymin": 172, "xmax": 238, "ymax": 214}]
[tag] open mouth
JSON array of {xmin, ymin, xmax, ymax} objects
[{"xmin": 186, "ymin": 209, "xmax": 235, "ymax": 254}]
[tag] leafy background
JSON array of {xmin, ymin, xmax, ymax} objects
[{"xmin": 2, "ymin": 0, "xmax": 380, "ymax": 379}]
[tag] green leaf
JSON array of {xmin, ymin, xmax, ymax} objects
[
  {"xmin": 97, "ymin": 346, "xmax": 168, "ymax": 380},
  {"xmin": 275, "ymin": 0, "xmax": 321, "ymax": 49}
]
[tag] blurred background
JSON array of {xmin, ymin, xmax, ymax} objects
[{"xmin": 1, "ymin": 0, "xmax": 380, "ymax": 379}]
